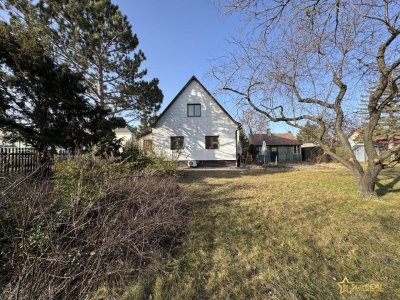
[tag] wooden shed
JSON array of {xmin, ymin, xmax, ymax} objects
[
  {"xmin": 248, "ymin": 130, "xmax": 302, "ymax": 163},
  {"xmin": 301, "ymin": 143, "xmax": 334, "ymax": 163}
]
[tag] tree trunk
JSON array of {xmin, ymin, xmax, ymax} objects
[
  {"xmin": 355, "ymin": 164, "xmax": 382, "ymax": 197},
  {"xmin": 388, "ymin": 135, "xmax": 395, "ymax": 160},
  {"xmin": 358, "ymin": 176, "xmax": 377, "ymax": 197},
  {"xmin": 37, "ymin": 147, "xmax": 52, "ymax": 177}
]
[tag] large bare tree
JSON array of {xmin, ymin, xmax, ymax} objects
[
  {"xmin": 213, "ymin": 0, "xmax": 400, "ymax": 197},
  {"xmin": 239, "ymin": 106, "xmax": 270, "ymax": 135}
]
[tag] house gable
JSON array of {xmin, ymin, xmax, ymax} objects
[
  {"xmin": 151, "ymin": 76, "xmax": 239, "ymax": 161},
  {"xmin": 156, "ymin": 76, "xmax": 238, "ymax": 127}
]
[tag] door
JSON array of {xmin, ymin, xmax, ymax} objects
[{"xmin": 270, "ymin": 146, "xmax": 278, "ymax": 162}]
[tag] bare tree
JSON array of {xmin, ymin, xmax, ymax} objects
[
  {"xmin": 213, "ymin": 0, "xmax": 400, "ymax": 197},
  {"xmin": 239, "ymin": 106, "xmax": 270, "ymax": 134}
]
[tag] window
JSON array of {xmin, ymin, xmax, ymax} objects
[
  {"xmin": 271, "ymin": 146, "xmax": 278, "ymax": 152},
  {"xmin": 294, "ymin": 145, "xmax": 301, "ymax": 154},
  {"xmin": 171, "ymin": 136, "xmax": 184, "ymax": 150},
  {"xmin": 205, "ymin": 136, "xmax": 219, "ymax": 149},
  {"xmin": 143, "ymin": 140, "xmax": 153, "ymax": 151},
  {"xmin": 187, "ymin": 104, "xmax": 201, "ymax": 117}
]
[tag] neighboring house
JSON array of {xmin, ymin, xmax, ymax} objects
[
  {"xmin": 348, "ymin": 129, "xmax": 386, "ymax": 162},
  {"xmin": 115, "ymin": 127, "xmax": 134, "ymax": 146},
  {"xmin": 374, "ymin": 135, "xmax": 400, "ymax": 150},
  {"xmin": 348, "ymin": 130, "xmax": 369, "ymax": 162},
  {"xmin": 0, "ymin": 131, "xmax": 29, "ymax": 148},
  {"xmin": 249, "ymin": 130, "xmax": 302, "ymax": 163},
  {"xmin": 1, "ymin": 127, "xmax": 133, "ymax": 150},
  {"xmin": 139, "ymin": 76, "xmax": 240, "ymax": 166}
]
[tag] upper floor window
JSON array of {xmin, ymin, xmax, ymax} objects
[
  {"xmin": 293, "ymin": 145, "xmax": 301, "ymax": 154},
  {"xmin": 187, "ymin": 104, "xmax": 201, "ymax": 117},
  {"xmin": 205, "ymin": 136, "xmax": 219, "ymax": 149},
  {"xmin": 171, "ymin": 136, "xmax": 184, "ymax": 150}
]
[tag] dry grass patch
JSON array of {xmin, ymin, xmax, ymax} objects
[{"xmin": 127, "ymin": 164, "xmax": 400, "ymax": 299}]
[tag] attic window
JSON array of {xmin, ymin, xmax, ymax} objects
[
  {"xmin": 205, "ymin": 136, "xmax": 219, "ymax": 149},
  {"xmin": 187, "ymin": 104, "xmax": 201, "ymax": 117}
]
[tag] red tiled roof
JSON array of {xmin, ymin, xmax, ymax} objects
[
  {"xmin": 350, "ymin": 128, "xmax": 400, "ymax": 145},
  {"xmin": 249, "ymin": 132, "xmax": 301, "ymax": 146},
  {"xmin": 374, "ymin": 136, "xmax": 400, "ymax": 145}
]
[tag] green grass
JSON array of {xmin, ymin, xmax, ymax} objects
[{"xmin": 125, "ymin": 164, "xmax": 400, "ymax": 299}]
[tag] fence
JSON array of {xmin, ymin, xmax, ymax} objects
[{"xmin": 0, "ymin": 147, "xmax": 41, "ymax": 174}]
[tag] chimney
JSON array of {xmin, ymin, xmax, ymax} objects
[{"xmin": 267, "ymin": 128, "xmax": 271, "ymax": 136}]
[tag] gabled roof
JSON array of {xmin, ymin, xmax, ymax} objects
[
  {"xmin": 249, "ymin": 132, "xmax": 301, "ymax": 146},
  {"xmin": 114, "ymin": 126, "xmax": 134, "ymax": 134},
  {"xmin": 137, "ymin": 130, "xmax": 152, "ymax": 139},
  {"xmin": 301, "ymin": 143, "xmax": 318, "ymax": 148},
  {"xmin": 374, "ymin": 135, "xmax": 400, "ymax": 145},
  {"xmin": 155, "ymin": 75, "xmax": 239, "ymax": 126},
  {"xmin": 348, "ymin": 127, "xmax": 400, "ymax": 145}
]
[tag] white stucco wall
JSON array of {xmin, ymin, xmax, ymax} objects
[
  {"xmin": 348, "ymin": 132, "xmax": 381, "ymax": 162},
  {"xmin": 116, "ymin": 131, "xmax": 133, "ymax": 146},
  {"xmin": 138, "ymin": 133, "xmax": 152, "ymax": 148},
  {"xmin": 152, "ymin": 80, "xmax": 238, "ymax": 161}
]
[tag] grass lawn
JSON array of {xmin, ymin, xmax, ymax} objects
[{"xmin": 126, "ymin": 164, "xmax": 400, "ymax": 299}]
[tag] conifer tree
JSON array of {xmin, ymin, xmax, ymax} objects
[
  {"xmin": 296, "ymin": 121, "xmax": 320, "ymax": 144},
  {"xmin": 0, "ymin": 21, "xmax": 125, "ymax": 162},
  {"xmin": 359, "ymin": 83, "xmax": 400, "ymax": 149},
  {"xmin": 4, "ymin": 0, "xmax": 163, "ymax": 123}
]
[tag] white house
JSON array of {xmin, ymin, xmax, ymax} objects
[
  {"xmin": 142, "ymin": 76, "xmax": 240, "ymax": 166},
  {"xmin": 0, "ymin": 131, "xmax": 29, "ymax": 148},
  {"xmin": 114, "ymin": 127, "xmax": 134, "ymax": 146},
  {"xmin": 348, "ymin": 129, "xmax": 382, "ymax": 162}
]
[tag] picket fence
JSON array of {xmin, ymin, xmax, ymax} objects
[{"xmin": 0, "ymin": 147, "xmax": 69, "ymax": 174}]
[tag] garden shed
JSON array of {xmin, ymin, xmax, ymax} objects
[{"xmin": 249, "ymin": 130, "xmax": 302, "ymax": 163}]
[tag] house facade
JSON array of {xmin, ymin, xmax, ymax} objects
[
  {"xmin": 142, "ymin": 76, "xmax": 240, "ymax": 165},
  {"xmin": 348, "ymin": 129, "xmax": 385, "ymax": 162},
  {"xmin": 0, "ymin": 131, "xmax": 29, "ymax": 148},
  {"xmin": 249, "ymin": 130, "xmax": 302, "ymax": 163},
  {"xmin": 114, "ymin": 127, "xmax": 134, "ymax": 146}
]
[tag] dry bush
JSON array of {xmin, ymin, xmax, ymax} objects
[{"xmin": 0, "ymin": 166, "xmax": 190, "ymax": 299}]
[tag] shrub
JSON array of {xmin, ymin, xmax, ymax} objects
[
  {"xmin": 0, "ymin": 160, "xmax": 190, "ymax": 300},
  {"xmin": 143, "ymin": 153, "xmax": 179, "ymax": 176},
  {"xmin": 54, "ymin": 154, "xmax": 134, "ymax": 203},
  {"xmin": 120, "ymin": 140, "xmax": 143, "ymax": 163},
  {"xmin": 119, "ymin": 141, "xmax": 179, "ymax": 176},
  {"xmin": 335, "ymin": 146, "xmax": 347, "ymax": 158},
  {"xmin": 248, "ymin": 144, "xmax": 258, "ymax": 158}
]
